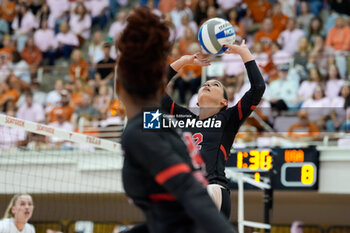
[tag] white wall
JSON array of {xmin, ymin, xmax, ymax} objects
[{"xmin": 318, "ymin": 146, "xmax": 350, "ymax": 194}]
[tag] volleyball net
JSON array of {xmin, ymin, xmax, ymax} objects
[
  {"xmin": 0, "ymin": 113, "xmax": 274, "ymax": 233},
  {"xmin": 0, "ymin": 114, "xmax": 147, "ymax": 232}
]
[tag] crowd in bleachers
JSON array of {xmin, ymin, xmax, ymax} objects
[{"xmin": 0, "ymin": 0, "xmax": 349, "ymax": 149}]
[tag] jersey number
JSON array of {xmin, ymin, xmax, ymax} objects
[{"xmin": 192, "ymin": 133, "xmax": 203, "ymax": 150}]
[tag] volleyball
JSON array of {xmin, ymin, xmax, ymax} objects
[{"xmin": 198, "ymin": 18, "xmax": 236, "ymax": 55}]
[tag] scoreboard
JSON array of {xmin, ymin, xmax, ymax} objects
[{"xmin": 225, "ymin": 147, "xmax": 319, "ymax": 190}]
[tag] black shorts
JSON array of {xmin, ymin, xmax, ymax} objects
[{"xmin": 220, "ymin": 187, "xmax": 231, "ymax": 219}]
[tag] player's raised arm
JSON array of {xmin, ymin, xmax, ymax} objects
[
  {"xmin": 167, "ymin": 53, "xmax": 211, "ymax": 83},
  {"xmin": 161, "ymin": 54, "xmax": 210, "ymax": 115},
  {"xmin": 223, "ymin": 41, "xmax": 266, "ymax": 124}
]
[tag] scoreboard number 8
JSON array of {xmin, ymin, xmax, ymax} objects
[
  {"xmin": 301, "ymin": 164, "xmax": 314, "ymax": 185},
  {"xmin": 280, "ymin": 162, "xmax": 317, "ymax": 187}
]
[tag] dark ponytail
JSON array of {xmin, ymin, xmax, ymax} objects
[{"xmin": 117, "ymin": 6, "xmax": 172, "ymax": 98}]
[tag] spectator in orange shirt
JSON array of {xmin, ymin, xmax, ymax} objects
[
  {"xmin": 0, "ymin": 0, "xmax": 16, "ymax": 27},
  {"xmin": 159, "ymin": 0, "xmax": 177, "ymax": 14},
  {"xmin": 288, "ymin": 111, "xmax": 320, "ymax": 138},
  {"xmin": 49, "ymin": 90, "xmax": 75, "ymax": 123},
  {"xmin": 325, "ymin": 17, "xmax": 350, "ymax": 79},
  {"xmin": 254, "ymin": 18, "xmax": 280, "ymax": 50},
  {"xmin": 271, "ymin": 2, "xmax": 289, "ymax": 34},
  {"xmin": 21, "ymin": 37, "xmax": 43, "ymax": 78},
  {"xmin": 325, "ymin": 17, "xmax": 350, "ymax": 52},
  {"xmin": 249, "ymin": 0, "xmax": 271, "ymax": 23},
  {"xmin": 178, "ymin": 26, "xmax": 197, "ymax": 56},
  {"xmin": 109, "ymin": 98, "xmax": 126, "ymax": 120},
  {"xmin": 168, "ymin": 45, "xmax": 181, "ymax": 65},
  {"xmin": 69, "ymin": 49, "xmax": 89, "ymax": 83},
  {"xmin": 0, "ymin": 81, "xmax": 20, "ymax": 106},
  {"xmin": 0, "ymin": 35, "xmax": 16, "ymax": 62},
  {"xmin": 70, "ymin": 79, "xmax": 94, "ymax": 107}
]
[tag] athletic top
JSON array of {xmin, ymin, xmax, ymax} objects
[
  {"xmin": 0, "ymin": 218, "xmax": 35, "ymax": 233},
  {"xmin": 121, "ymin": 113, "xmax": 235, "ymax": 233},
  {"xmin": 162, "ymin": 60, "xmax": 265, "ymax": 189}
]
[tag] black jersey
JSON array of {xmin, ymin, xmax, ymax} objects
[
  {"xmin": 162, "ymin": 60, "xmax": 265, "ymax": 189},
  {"xmin": 121, "ymin": 113, "xmax": 235, "ymax": 233}
]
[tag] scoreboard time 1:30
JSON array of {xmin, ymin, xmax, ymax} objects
[{"xmin": 225, "ymin": 147, "xmax": 319, "ymax": 190}]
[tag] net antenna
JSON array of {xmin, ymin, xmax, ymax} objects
[{"xmin": 225, "ymin": 169, "xmax": 272, "ymax": 233}]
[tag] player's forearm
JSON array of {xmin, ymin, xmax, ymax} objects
[
  {"xmin": 239, "ymin": 48, "xmax": 254, "ymax": 63},
  {"xmin": 245, "ymin": 60, "xmax": 265, "ymax": 96},
  {"xmin": 170, "ymin": 55, "xmax": 192, "ymax": 72}
]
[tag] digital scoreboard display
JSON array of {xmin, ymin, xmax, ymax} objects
[{"xmin": 225, "ymin": 147, "xmax": 319, "ymax": 190}]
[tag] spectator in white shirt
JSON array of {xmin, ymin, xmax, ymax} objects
[
  {"xmin": 176, "ymin": 13, "xmax": 198, "ymax": 40},
  {"xmin": 297, "ymin": 1, "xmax": 314, "ymax": 32},
  {"xmin": 298, "ymin": 67, "xmax": 322, "ymax": 102},
  {"xmin": 222, "ymin": 53, "xmax": 245, "ymax": 77},
  {"xmin": 278, "ymin": 18, "xmax": 304, "ymax": 55},
  {"xmin": 147, "ymin": 0, "xmax": 162, "ymax": 17},
  {"xmin": 9, "ymin": 51, "xmax": 31, "ymax": 84},
  {"xmin": 11, "ymin": 3, "xmax": 38, "ymax": 52},
  {"xmin": 267, "ymin": 65, "xmax": 299, "ymax": 111},
  {"xmin": 0, "ymin": 109, "xmax": 26, "ymax": 149},
  {"xmin": 271, "ymin": 42, "xmax": 291, "ymax": 66},
  {"xmin": 0, "ymin": 194, "xmax": 35, "ymax": 233},
  {"xmin": 301, "ymin": 85, "xmax": 331, "ymax": 126},
  {"xmin": 217, "ymin": 0, "xmax": 241, "ymax": 13},
  {"xmin": 326, "ymin": 84, "xmax": 350, "ymax": 131},
  {"xmin": 48, "ymin": 108, "xmax": 74, "ymax": 148},
  {"xmin": 325, "ymin": 64, "xmax": 344, "ymax": 100},
  {"xmin": 88, "ymin": 31, "xmax": 105, "ymax": 64},
  {"xmin": 69, "ymin": 3, "xmax": 92, "ymax": 45},
  {"xmin": 34, "ymin": 19, "xmax": 57, "ymax": 66},
  {"xmin": 252, "ymin": 41, "xmax": 269, "ymax": 67},
  {"xmin": 16, "ymin": 91, "xmax": 45, "ymax": 123},
  {"xmin": 108, "ymin": 10, "xmax": 128, "ymax": 42},
  {"xmin": 170, "ymin": 0, "xmax": 193, "ymax": 28},
  {"xmin": 56, "ymin": 21, "xmax": 79, "ymax": 59},
  {"xmin": 46, "ymin": 79, "xmax": 64, "ymax": 108},
  {"xmin": 86, "ymin": 0, "xmax": 109, "ymax": 29},
  {"xmin": 308, "ymin": 35, "xmax": 334, "ymax": 77},
  {"xmin": 47, "ymin": 0, "xmax": 70, "ymax": 33},
  {"xmin": 16, "ymin": 81, "xmax": 47, "ymax": 107},
  {"xmin": 35, "ymin": 3, "xmax": 51, "ymax": 27},
  {"xmin": 279, "ymin": 0, "xmax": 296, "ymax": 18}
]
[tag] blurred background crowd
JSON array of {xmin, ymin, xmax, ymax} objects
[{"xmin": 0, "ymin": 0, "xmax": 349, "ymax": 149}]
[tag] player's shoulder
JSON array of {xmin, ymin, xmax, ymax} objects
[
  {"xmin": 0, "ymin": 218, "xmax": 7, "ymax": 228},
  {"xmin": 0, "ymin": 218, "xmax": 10, "ymax": 225},
  {"xmin": 0, "ymin": 218, "xmax": 12, "ymax": 232}
]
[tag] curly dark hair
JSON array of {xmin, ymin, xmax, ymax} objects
[{"xmin": 117, "ymin": 6, "xmax": 172, "ymax": 98}]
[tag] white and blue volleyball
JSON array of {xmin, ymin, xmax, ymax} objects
[{"xmin": 198, "ymin": 18, "xmax": 235, "ymax": 55}]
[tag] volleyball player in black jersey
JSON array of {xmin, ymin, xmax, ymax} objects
[
  {"xmin": 117, "ymin": 7, "xmax": 236, "ymax": 233},
  {"xmin": 161, "ymin": 41, "xmax": 266, "ymax": 218}
]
